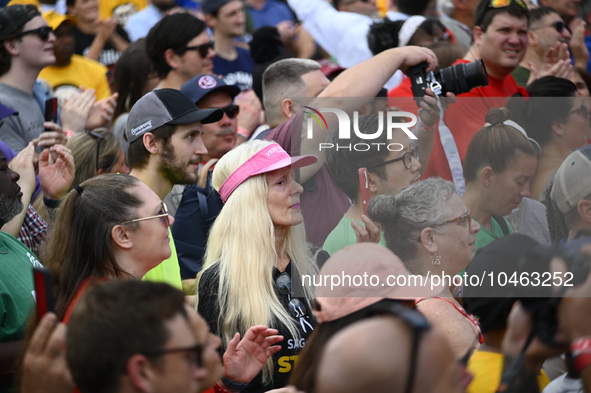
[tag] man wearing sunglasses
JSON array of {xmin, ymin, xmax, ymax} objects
[
  {"xmin": 202, "ymin": 0, "xmax": 255, "ymax": 92},
  {"xmin": 513, "ymin": 7, "xmax": 573, "ymax": 87},
  {"xmin": 169, "ymin": 73, "xmax": 242, "ymax": 279}
]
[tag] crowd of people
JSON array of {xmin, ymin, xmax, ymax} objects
[{"xmin": 2, "ymin": 0, "xmax": 591, "ymax": 392}]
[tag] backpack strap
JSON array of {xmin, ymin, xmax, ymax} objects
[{"xmin": 492, "ymin": 215, "xmax": 510, "ymax": 236}]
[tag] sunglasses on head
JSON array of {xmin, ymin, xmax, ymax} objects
[
  {"xmin": 488, "ymin": 0, "xmax": 527, "ymax": 9},
  {"xmin": 177, "ymin": 41, "xmax": 214, "ymax": 58},
  {"xmin": 16, "ymin": 26, "xmax": 54, "ymax": 41}
]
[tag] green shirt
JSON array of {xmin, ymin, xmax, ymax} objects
[
  {"xmin": 323, "ymin": 215, "xmax": 386, "ymax": 255},
  {"xmin": 474, "ymin": 217, "xmax": 514, "ymax": 250},
  {"xmin": 0, "ymin": 231, "xmax": 42, "ymax": 343},
  {"xmin": 142, "ymin": 228, "xmax": 182, "ymax": 290},
  {"xmin": 511, "ymin": 66, "xmax": 530, "ymax": 88}
]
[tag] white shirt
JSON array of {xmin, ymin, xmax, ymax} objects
[{"xmin": 124, "ymin": 3, "xmax": 163, "ymax": 42}]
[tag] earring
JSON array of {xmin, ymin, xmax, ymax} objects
[
  {"xmin": 485, "ymin": 183, "xmax": 489, "ymax": 188},
  {"xmin": 431, "ymin": 253, "xmax": 441, "ymax": 265}
]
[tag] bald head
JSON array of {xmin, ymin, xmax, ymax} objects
[{"xmin": 316, "ymin": 315, "xmax": 463, "ymax": 393}]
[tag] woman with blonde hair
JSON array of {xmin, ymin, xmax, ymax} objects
[{"xmin": 197, "ymin": 140, "xmax": 326, "ymax": 392}]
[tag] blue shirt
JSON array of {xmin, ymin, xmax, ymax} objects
[
  {"xmin": 247, "ymin": 0, "xmax": 295, "ymax": 29},
  {"xmin": 212, "ymin": 47, "xmax": 255, "ymax": 91}
]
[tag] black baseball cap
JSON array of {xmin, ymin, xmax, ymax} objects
[
  {"xmin": 201, "ymin": 0, "xmax": 236, "ymax": 14},
  {"xmin": 181, "ymin": 74, "xmax": 240, "ymax": 105},
  {"xmin": 0, "ymin": 5, "xmax": 41, "ymax": 40},
  {"xmin": 126, "ymin": 89, "xmax": 223, "ymax": 143}
]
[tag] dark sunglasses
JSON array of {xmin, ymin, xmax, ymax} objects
[
  {"xmin": 367, "ymin": 146, "xmax": 419, "ymax": 170},
  {"xmin": 276, "ymin": 272, "xmax": 307, "ymax": 318},
  {"xmin": 142, "ymin": 343, "xmax": 203, "ymax": 368},
  {"xmin": 221, "ymin": 104, "xmax": 240, "ymax": 119},
  {"xmin": 533, "ymin": 21, "xmax": 572, "ymax": 35},
  {"xmin": 177, "ymin": 41, "xmax": 214, "ymax": 58},
  {"xmin": 16, "ymin": 26, "xmax": 54, "ymax": 41},
  {"xmin": 488, "ymin": 0, "xmax": 527, "ymax": 10},
  {"xmin": 570, "ymin": 103, "xmax": 590, "ymax": 119}
]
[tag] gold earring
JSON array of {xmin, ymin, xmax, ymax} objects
[{"xmin": 431, "ymin": 253, "xmax": 441, "ymax": 265}]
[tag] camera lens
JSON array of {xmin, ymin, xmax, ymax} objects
[{"xmin": 438, "ymin": 59, "xmax": 489, "ymax": 96}]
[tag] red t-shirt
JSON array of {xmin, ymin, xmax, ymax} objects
[{"xmin": 388, "ymin": 59, "xmax": 529, "ymax": 181}]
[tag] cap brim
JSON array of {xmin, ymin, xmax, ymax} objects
[
  {"xmin": 213, "ymin": 85, "xmax": 241, "ymax": 100},
  {"xmin": 168, "ymin": 107, "xmax": 224, "ymax": 126},
  {"xmin": 251, "ymin": 154, "xmax": 318, "ymax": 176}
]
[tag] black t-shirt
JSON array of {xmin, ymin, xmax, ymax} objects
[
  {"xmin": 71, "ymin": 25, "xmax": 129, "ymax": 68},
  {"xmin": 198, "ymin": 253, "xmax": 328, "ymax": 393}
]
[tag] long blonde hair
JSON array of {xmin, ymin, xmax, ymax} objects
[{"xmin": 196, "ymin": 140, "xmax": 318, "ymax": 383}]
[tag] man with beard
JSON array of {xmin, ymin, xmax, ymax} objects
[
  {"xmin": 126, "ymin": 88, "xmax": 222, "ymax": 291},
  {"xmin": 171, "ymin": 73, "xmax": 240, "ymax": 279},
  {"xmin": 124, "ymin": 0, "xmax": 176, "ymax": 42},
  {"xmin": 0, "ymin": 148, "xmax": 43, "ymax": 392}
]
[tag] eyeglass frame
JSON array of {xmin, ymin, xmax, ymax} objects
[
  {"xmin": 16, "ymin": 26, "xmax": 54, "ymax": 41},
  {"xmin": 417, "ymin": 208, "xmax": 472, "ymax": 242},
  {"xmin": 120, "ymin": 201, "xmax": 170, "ymax": 226},
  {"xmin": 176, "ymin": 41, "xmax": 214, "ymax": 58},
  {"xmin": 570, "ymin": 103, "xmax": 590, "ymax": 119},
  {"xmin": 142, "ymin": 343, "xmax": 203, "ymax": 368},
  {"xmin": 531, "ymin": 20, "xmax": 572, "ymax": 35},
  {"xmin": 366, "ymin": 146, "xmax": 419, "ymax": 170}
]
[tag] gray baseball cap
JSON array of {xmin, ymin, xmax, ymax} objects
[
  {"xmin": 551, "ymin": 145, "xmax": 591, "ymax": 214},
  {"xmin": 126, "ymin": 89, "xmax": 223, "ymax": 144}
]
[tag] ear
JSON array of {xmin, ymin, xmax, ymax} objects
[
  {"xmin": 281, "ymin": 98, "xmax": 292, "ymax": 120},
  {"xmin": 97, "ymin": 168, "xmax": 106, "ymax": 175},
  {"xmin": 126, "ymin": 354, "xmax": 155, "ymax": 393},
  {"xmin": 473, "ymin": 26, "xmax": 484, "ymax": 47},
  {"xmin": 163, "ymin": 48, "xmax": 180, "ymax": 70},
  {"xmin": 578, "ymin": 199, "xmax": 591, "ymax": 224},
  {"xmin": 142, "ymin": 132, "xmax": 160, "ymax": 155},
  {"xmin": 480, "ymin": 166, "xmax": 494, "ymax": 188},
  {"xmin": 527, "ymin": 30, "xmax": 538, "ymax": 47},
  {"xmin": 366, "ymin": 170, "xmax": 380, "ymax": 194},
  {"xmin": 419, "ymin": 227, "xmax": 438, "ymax": 254},
  {"xmin": 111, "ymin": 224, "xmax": 133, "ymax": 250},
  {"xmin": 3, "ymin": 40, "xmax": 19, "ymax": 56},
  {"xmin": 204, "ymin": 13, "xmax": 216, "ymax": 29},
  {"xmin": 551, "ymin": 119, "xmax": 565, "ymax": 138}
]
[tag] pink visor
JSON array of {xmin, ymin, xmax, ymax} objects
[{"xmin": 218, "ymin": 143, "xmax": 318, "ymax": 203}]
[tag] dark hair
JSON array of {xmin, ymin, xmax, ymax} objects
[
  {"xmin": 250, "ymin": 26, "xmax": 291, "ymax": 103},
  {"xmin": 543, "ymin": 175, "xmax": 570, "ymax": 242},
  {"xmin": 0, "ymin": 5, "xmax": 37, "ymax": 77},
  {"xmin": 463, "ymin": 297, "xmax": 516, "ymax": 333},
  {"xmin": 367, "ymin": 18, "xmax": 447, "ymax": 55},
  {"xmin": 126, "ymin": 124, "xmax": 176, "ymax": 170},
  {"xmin": 474, "ymin": 0, "xmax": 529, "ymax": 31},
  {"xmin": 112, "ymin": 39, "xmax": 154, "ymax": 122},
  {"xmin": 325, "ymin": 114, "xmax": 392, "ymax": 200},
  {"xmin": 146, "ymin": 13, "xmax": 207, "ymax": 79},
  {"xmin": 288, "ymin": 299, "xmax": 408, "ymax": 392},
  {"xmin": 529, "ymin": 6, "xmax": 559, "ymax": 24},
  {"xmin": 463, "ymin": 107, "xmax": 537, "ymax": 183},
  {"xmin": 44, "ymin": 174, "xmax": 143, "ymax": 320},
  {"xmin": 397, "ymin": 0, "xmax": 434, "ymax": 15},
  {"xmin": 575, "ymin": 67, "xmax": 591, "ymax": 94},
  {"xmin": 66, "ymin": 280, "xmax": 187, "ymax": 393},
  {"xmin": 510, "ymin": 76, "xmax": 578, "ymax": 147}
]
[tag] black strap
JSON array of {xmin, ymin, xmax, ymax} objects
[{"xmin": 493, "ymin": 215, "xmax": 510, "ymax": 236}]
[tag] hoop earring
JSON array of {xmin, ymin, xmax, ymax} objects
[{"xmin": 431, "ymin": 253, "xmax": 441, "ymax": 265}]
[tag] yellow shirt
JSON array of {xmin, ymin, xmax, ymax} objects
[
  {"xmin": 99, "ymin": 0, "xmax": 147, "ymax": 25},
  {"xmin": 467, "ymin": 350, "xmax": 550, "ymax": 393},
  {"xmin": 38, "ymin": 54, "xmax": 111, "ymax": 103}
]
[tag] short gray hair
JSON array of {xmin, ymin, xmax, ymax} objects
[
  {"xmin": 438, "ymin": 0, "xmax": 455, "ymax": 16},
  {"xmin": 262, "ymin": 58, "xmax": 321, "ymax": 126},
  {"xmin": 368, "ymin": 178, "xmax": 456, "ymax": 263}
]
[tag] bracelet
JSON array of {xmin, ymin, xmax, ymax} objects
[
  {"xmin": 43, "ymin": 197, "xmax": 61, "ymax": 209},
  {"xmin": 237, "ymin": 126, "xmax": 251, "ymax": 139},
  {"xmin": 417, "ymin": 112, "xmax": 436, "ymax": 133},
  {"xmin": 220, "ymin": 376, "xmax": 248, "ymax": 391},
  {"xmin": 571, "ymin": 336, "xmax": 591, "ymax": 373}
]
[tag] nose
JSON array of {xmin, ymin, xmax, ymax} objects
[
  {"xmin": 47, "ymin": 31, "xmax": 56, "ymax": 43},
  {"xmin": 9, "ymin": 167, "xmax": 20, "ymax": 183},
  {"xmin": 291, "ymin": 178, "xmax": 304, "ymax": 196},
  {"xmin": 166, "ymin": 214, "xmax": 175, "ymax": 227},
  {"xmin": 470, "ymin": 219, "xmax": 480, "ymax": 234},
  {"xmin": 219, "ymin": 112, "xmax": 233, "ymax": 127},
  {"xmin": 411, "ymin": 156, "xmax": 421, "ymax": 173},
  {"xmin": 195, "ymin": 137, "xmax": 208, "ymax": 156},
  {"xmin": 206, "ymin": 46, "xmax": 215, "ymax": 60},
  {"xmin": 521, "ymin": 183, "xmax": 531, "ymax": 198}
]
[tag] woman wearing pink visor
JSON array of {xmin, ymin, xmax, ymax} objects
[{"xmin": 196, "ymin": 140, "xmax": 329, "ymax": 392}]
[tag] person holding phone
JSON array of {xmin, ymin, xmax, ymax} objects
[{"xmin": 322, "ymin": 113, "xmax": 421, "ymax": 255}]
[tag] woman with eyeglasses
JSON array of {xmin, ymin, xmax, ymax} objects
[
  {"xmin": 197, "ymin": 140, "xmax": 327, "ymax": 392},
  {"xmin": 508, "ymin": 76, "xmax": 589, "ymax": 201},
  {"xmin": 461, "ymin": 107, "xmax": 542, "ymax": 248},
  {"xmin": 43, "ymin": 174, "xmax": 172, "ymax": 322},
  {"xmin": 367, "ymin": 177, "xmax": 482, "ymax": 360},
  {"xmin": 32, "ymin": 128, "xmax": 129, "ymax": 222}
]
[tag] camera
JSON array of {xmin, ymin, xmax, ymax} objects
[{"xmin": 406, "ymin": 59, "xmax": 489, "ymax": 105}]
